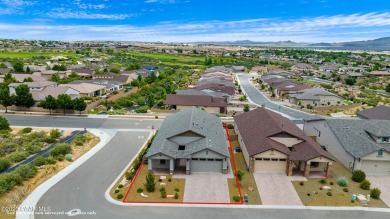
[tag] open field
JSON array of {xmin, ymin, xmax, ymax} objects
[
  {"xmin": 126, "ymin": 52, "xmax": 205, "ymax": 62},
  {"xmin": 0, "ymin": 52, "xmax": 79, "ymax": 59}
]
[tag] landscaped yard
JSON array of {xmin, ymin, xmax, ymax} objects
[
  {"xmin": 122, "ymin": 165, "xmax": 185, "ymax": 203},
  {"xmin": 292, "ymin": 161, "xmax": 388, "ymax": 208},
  {"xmin": 227, "ymin": 131, "xmax": 261, "ymax": 205}
]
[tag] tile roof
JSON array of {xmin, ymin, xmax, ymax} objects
[
  {"xmin": 357, "ymin": 105, "xmax": 390, "ymax": 120},
  {"xmin": 175, "ymin": 90, "xmax": 229, "ymax": 99},
  {"xmin": 193, "ymin": 83, "xmax": 235, "ymax": 95},
  {"xmin": 59, "ymin": 83, "xmax": 105, "ymax": 94},
  {"xmin": 146, "ymin": 107, "xmax": 230, "ymax": 159},
  {"xmin": 9, "ymin": 81, "xmax": 57, "ymax": 88},
  {"xmin": 30, "ymin": 86, "xmax": 79, "ymax": 101},
  {"xmin": 288, "ymin": 88, "xmax": 339, "ymax": 101},
  {"xmin": 234, "ymin": 107, "xmax": 333, "ymax": 161},
  {"xmin": 164, "ymin": 94, "xmax": 227, "ymax": 107}
]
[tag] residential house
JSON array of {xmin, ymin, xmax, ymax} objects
[
  {"xmin": 369, "ymin": 71, "xmax": 390, "ymax": 77},
  {"xmin": 92, "ymin": 72, "xmax": 134, "ymax": 84},
  {"xmin": 276, "ymin": 84, "xmax": 311, "ymax": 98},
  {"xmin": 234, "ymin": 108, "xmax": 334, "ymax": 177},
  {"xmin": 4, "ymin": 73, "xmax": 47, "ymax": 82},
  {"xmin": 145, "ymin": 107, "xmax": 230, "ymax": 174},
  {"xmin": 291, "ymin": 63, "xmax": 314, "ymax": 73},
  {"xmin": 288, "ymin": 88, "xmax": 343, "ymax": 107},
  {"xmin": 59, "ymin": 83, "xmax": 106, "ymax": 97},
  {"xmin": 304, "ymin": 118, "xmax": 390, "ymax": 175},
  {"xmin": 39, "ymin": 70, "xmax": 72, "ymax": 79},
  {"xmin": 68, "ymin": 79, "xmax": 123, "ymax": 91},
  {"xmin": 250, "ymin": 66, "xmax": 268, "ymax": 74},
  {"xmin": 346, "ymin": 72, "xmax": 364, "ymax": 79},
  {"xmin": 165, "ymin": 94, "xmax": 227, "ymax": 114},
  {"xmin": 8, "ymin": 81, "xmax": 57, "ymax": 95},
  {"xmin": 192, "ymin": 83, "xmax": 235, "ymax": 96},
  {"xmin": 30, "ymin": 86, "xmax": 80, "ymax": 102},
  {"xmin": 231, "ymin": 66, "xmax": 246, "ymax": 73},
  {"xmin": 357, "ymin": 105, "xmax": 390, "ymax": 120}
]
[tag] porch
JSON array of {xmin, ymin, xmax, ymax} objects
[{"xmin": 287, "ymin": 158, "xmax": 332, "ymax": 178}]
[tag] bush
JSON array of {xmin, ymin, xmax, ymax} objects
[
  {"xmin": 137, "ymin": 188, "xmax": 143, "ymax": 193},
  {"xmin": 159, "ymin": 186, "xmax": 166, "ymax": 192},
  {"xmin": 26, "ymin": 144, "xmax": 41, "ymax": 155},
  {"xmin": 34, "ymin": 156, "xmax": 47, "ymax": 166},
  {"xmin": 135, "ymin": 106, "xmax": 149, "ymax": 113},
  {"xmin": 352, "ymin": 170, "xmax": 366, "ymax": 182},
  {"xmin": 0, "ymin": 116, "xmax": 10, "ymax": 131},
  {"xmin": 155, "ymin": 116, "xmax": 158, "ymax": 119},
  {"xmin": 330, "ymin": 182, "xmax": 334, "ymax": 185},
  {"xmin": 49, "ymin": 143, "xmax": 72, "ymax": 157},
  {"xmin": 73, "ymin": 134, "xmax": 87, "ymax": 146},
  {"xmin": 117, "ymin": 194, "xmax": 124, "ymax": 199},
  {"xmin": 50, "ymin": 129, "xmax": 61, "ymax": 139},
  {"xmin": 319, "ymin": 179, "xmax": 327, "ymax": 184},
  {"xmin": 18, "ymin": 127, "xmax": 32, "ymax": 134},
  {"xmin": 8, "ymin": 151, "xmax": 28, "ymax": 163},
  {"xmin": 168, "ymin": 178, "xmax": 172, "ymax": 182},
  {"xmin": 65, "ymin": 154, "xmax": 73, "ymax": 161},
  {"xmin": 337, "ymin": 177, "xmax": 348, "ymax": 187},
  {"xmin": 174, "ymin": 192, "xmax": 179, "ymax": 199},
  {"xmin": 327, "ymin": 192, "xmax": 332, "ymax": 196},
  {"xmin": 14, "ymin": 164, "xmax": 37, "ymax": 179},
  {"xmin": 45, "ymin": 156, "xmax": 57, "ymax": 165},
  {"xmin": 0, "ymin": 158, "xmax": 11, "ymax": 172},
  {"xmin": 300, "ymin": 181, "xmax": 304, "ymax": 186},
  {"xmin": 158, "ymin": 179, "xmax": 162, "ymax": 182},
  {"xmin": 161, "ymin": 190, "xmax": 167, "ymax": 198},
  {"xmin": 236, "ymin": 169, "xmax": 245, "ymax": 181},
  {"xmin": 114, "ymin": 189, "xmax": 119, "ymax": 193},
  {"xmin": 118, "ymin": 184, "xmax": 123, "ymax": 188},
  {"xmin": 370, "ymin": 188, "xmax": 381, "ymax": 199},
  {"xmin": 57, "ymin": 154, "xmax": 65, "ymax": 161},
  {"xmin": 174, "ymin": 186, "xmax": 179, "ymax": 192},
  {"xmin": 144, "ymin": 172, "xmax": 156, "ymax": 192},
  {"xmin": 233, "ymin": 195, "xmax": 241, "ymax": 202},
  {"xmin": 343, "ymin": 188, "xmax": 349, "ymax": 192},
  {"xmin": 227, "ymin": 124, "xmax": 234, "ymax": 129},
  {"xmin": 360, "ymin": 180, "xmax": 371, "ymax": 190},
  {"xmin": 125, "ymin": 171, "xmax": 134, "ymax": 181}
]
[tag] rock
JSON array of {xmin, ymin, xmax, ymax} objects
[
  {"xmin": 160, "ymin": 183, "xmax": 166, "ymax": 186},
  {"xmin": 160, "ymin": 176, "xmax": 167, "ymax": 180},
  {"xmin": 167, "ymin": 195, "xmax": 174, "ymax": 198},
  {"xmin": 323, "ymin": 186, "xmax": 331, "ymax": 190}
]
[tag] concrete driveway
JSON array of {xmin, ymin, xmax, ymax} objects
[
  {"xmin": 254, "ymin": 173, "xmax": 305, "ymax": 205},
  {"xmin": 176, "ymin": 173, "xmax": 231, "ymax": 203},
  {"xmin": 367, "ymin": 176, "xmax": 390, "ymax": 206}
]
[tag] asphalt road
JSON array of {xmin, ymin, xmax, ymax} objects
[{"xmin": 237, "ymin": 74, "xmax": 322, "ymax": 121}]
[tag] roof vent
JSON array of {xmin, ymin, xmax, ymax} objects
[{"xmin": 343, "ymin": 126, "xmax": 350, "ymax": 129}]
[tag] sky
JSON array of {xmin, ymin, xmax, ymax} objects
[{"xmin": 0, "ymin": 0, "xmax": 389, "ymax": 43}]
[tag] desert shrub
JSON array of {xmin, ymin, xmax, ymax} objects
[
  {"xmin": 360, "ymin": 180, "xmax": 371, "ymax": 190},
  {"xmin": 135, "ymin": 106, "xmax": 149, "ymax": 113},
  {"xmin": 158, "ymin": 179, "xmax": 162, "ymax": 182},
  {"xmin": 0, "ymin": 116, "xmax": 10, "ymax": 131},
  {"xmin": 65, "ymin": 154, "xmax": 73, "ymax": 161},
  {"xmin": 137, "ymin": 188, "xmax": 143, "ymax": 193},
  {"xmin": 14, "ymin": 164, "xmax": 37, "ymax": 179},
  {"xmin": 118, "ymin": 184, "xmax": 123, "ymax": 188},
  {"xmin": 159, "ymin": 186, "xmax": 166, "ymax": 192},
  {"xmin": 370, "ymin": 188, "xmax": 381, "ymax": 199},
  {"xmin": 73, "ymin": 135, "xmax": 86, "ymax": 146},
  {"xmin": 319, "ymin": 179, "xmax": 327, "ymax": 184},
  {"xmin": 233, "ymin": 195, "xmax": 241, "ymax": 202},
  {"xmin": 125, "ymin": 171, "xmax": 134, "ymax": 181},
  {"xmin": 327, "ymin": 192, "xmax": 332, "ymax": 196},
  {"xmin": 155, "ymin": 116, "xmax": 158, "ymax": 119},
  {"xmin": 49, "ymin": 143, "xmax": 71, "ymax": 157},
  {"xmin": 343, "ymin": 188, "xmax": 349, "ymax": 192},
  {"xmin": 50, "ymin": 129, "xmax": 61, "ymax": 139},
  {"xmin": 227, "ymin": 124, "xmax": 234, "ymax": 129},
  {"xmin": 174, "ymin": 186, "xmax": 179, "ymax": 192},
  {"xmin": 57, "ymin": 154, "xmax": 65, "ymax": 161},
  {"xmin": 0, "ymin": 158, "xmax": 11, "ymax": 172},
  {"xmin": 0, "ymin": 172, "xmax": 23, "ymax": 194},
  {"xmin": 117, "ymin": 194, "xmax": 124, "ymax": 199},
  {"xmin": 352, "ymin": 170, "xmax": 366, "ymax": 182},
  {"xmin": 300, "ymin": 181, "xmax": 304, "ymax": 186},
  {"xmin": 26, "ymin": 144, "xmax": 41, "ymax": 154},
  {"xmin": 45, "ymin": 156, "xmax": 57, "ymax": 165},
  {"xmin": 161, "ymin": 190, "xmax": 167, "ymax": 198},
  {"xmin": 114, "ymin": 189, "xmax": 119, "ymax": 193},
  {"xmin": 18, "ymin": 127, "xmax": 32, "ymax": 134},
  {"xmin": 351, "ymin": 200, "xmax": 355, "ymax": 203},
  {"xmin": 330, "ymin": 182, "xmax": 334, "ymax": 185},
  {"xmin": 168, "ymin": 178, "xmax": 172, "ymax": 182},
  {"xmin": 8, "ymin": 151, "xmax": 28, "ymax": 163},
  {"xmin": 34, "ymin": 156, "xmax": 47, "ymax": 166},
  {"xmin": 174, "ymin": 192, "xmax": 179, "ymax": 199},
  {"xmin": 337, "ymin": 177, "xmax": 348, "ymax": 187}
]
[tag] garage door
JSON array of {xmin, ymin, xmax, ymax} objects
[
  {"xmin": 254, "ymin": 158, "xmax": 287, "ymax": 173},
  {"xmin": 191, "ymin": 158, "xmax": 223, "ymax": 173},
  {"xmin": 361, "ymin": 160, "xmax": 390, "ymax": 175}
]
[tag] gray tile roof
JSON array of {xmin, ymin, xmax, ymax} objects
[
  {"xmin": 357, "ymin": 105, "xmax": 390, "ymax": 120},
  {"xmin": 325, "ymin": 119, "xmax": 390, "ymax": 158},
  {"xmin": 289, "ymin": 88, "xmax": 339, "ymax": 101},
  {"xmin": 146, "ymin": 107, "xmax": 230, "ymax": 159},
  {"xmin": 175, "ymin": 90, "xmax": 229, "ymax": 99}
]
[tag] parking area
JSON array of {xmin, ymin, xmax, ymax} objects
[
  {"xmin": 367, "ymin": 176, "xmax": 390, "ymax": 206},
  {"xmin": 254, "ymin": 173, "xmax": 306, "ymax": 205}
]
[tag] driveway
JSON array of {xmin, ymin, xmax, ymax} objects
[
  {"xmin": 254, "ymin": 173, "xmax": 305, "ymax": 205},
  {"xmin": 367, "ymin": 176, "xmax": 390, "ymax": 206},
  {"xmin": 176, "ymin": 173, "xmax": 231, "ymax": 203}
]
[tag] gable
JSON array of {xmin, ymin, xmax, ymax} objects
[
  {"xmin": 269, "ymin": 132, "xmax": 304, "ymax": 147},
  {"xmin": 168, "ymin": 130, "xmax": 204, "ymax": 145}
]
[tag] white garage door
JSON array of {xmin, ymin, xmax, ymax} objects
[
  {"xmin": 254, "ymin": 158, "xmax": 287, "ymax": 173},
  {"xmin": 191, "ymin": 158, "xmax": 223, "ymax": 173},
  {"xmin": 361, "ymin": 160, "xmax": 390, "ymax": 175}
]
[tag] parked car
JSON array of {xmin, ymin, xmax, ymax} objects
[{"xmin": 235, "ymin": 146, "xmax": 242, "ymax": 152}]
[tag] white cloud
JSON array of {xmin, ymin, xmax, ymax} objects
[
  {"xmin": 46, "ymin": 7, "xmax": 134, "ymax": 20},
  {"xmin": 0, "ymin": 0, "xmax": 36, "ymax": 14}
]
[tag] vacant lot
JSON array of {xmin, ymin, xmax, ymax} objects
[{"xmin": 0, "ymin": 52, "xmax": 78, "ymax": 59}]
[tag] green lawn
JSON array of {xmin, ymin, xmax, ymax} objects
[
  {"xmin": 343, "ymin": 100, "xmax": 354, "ymax": 105},
  {"xmin": 0, "ymin": 52, "xmax": 79, "ymax": 58},
  {"xmin": 126, "ymin": 51, "xmax": 205, "ymax": 62},
  {"xmin": 293, "ymin": 161, "xmax": 388, "ymax": 207}
]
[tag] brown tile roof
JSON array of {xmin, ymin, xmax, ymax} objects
[
  {"xmin": 59, "ymin": 83, "xmax": 105, "ymax": 94},
  {"xmin": 192, "ymin": 83, "xmax": 235, "ymax": 95},
  {"xmin": 278, "ymin": 84, "xmax": 311, "ymax": 92},
  {"xmin": 31, "ymin": 86, "xmax": 79, "ymax": 101},
  {"xmin": 234, "ymin": 107, "xmax": 333, "ymax": 161},
  {"xmin": 357, "ymin": 105, "xmax": 390, "ymax": 120},
  {"xmin": 164, "ymin": 94, "xmax": 227, "ymax": 107}
]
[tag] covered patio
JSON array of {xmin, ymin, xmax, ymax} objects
[{"xmin": 287, "ymin": 157, "xmax": 333, "ymax": 178}]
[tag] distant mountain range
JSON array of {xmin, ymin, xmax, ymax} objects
[{"xmin": 192, "ymin": 37, "xmax": 390, "ymax": 51}]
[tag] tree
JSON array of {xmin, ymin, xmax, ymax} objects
[
  {"xmin": 50, "ymin": 73, "xmax": 61, "ymax": 82},
  {"xmin": 3, "ymin": 73, "xmax": 16, "ymax": 84},
  {"xmin": 0, "ymin": 87, "xmax": 15, "ymax": 113},
  {"xmin": 56, "ymin": 94, "xmax": 73, "ymax": 115},
  {"xmin": 143, "ymin": 172, "xmax": 156, "ymax": 192},
  {"xmin": 243, "ymin": 104, "xmax": 250, "ymax": 112},
  {"xmin": 147, "ymin": 95, "xmax": 155, "ymax": 108},
  {"xmin": 52, "ymin": 64, "xmax": 67, "ymax": 71},
  {"xmin": 0, "ymin": 116, "xmax": 10, "ymax": 131},
  {"xmin": 345, "ymin": 78, "xmax": 356, "ymax": 86},
  {"xmin": 26, "ymin": 66, "xmax": 31, "ymax": 73},
  {"xmin": 386, "ymin": 84, "xmax": 390, "ymax": 93},
  {"xmin": 235, "ymin": 169, "xmax": 245, "ymax": 182},
  {"xmin": 50, "ymin": 129, "xmax": 61, "ymax": 139},
  {"xmin": 38, "ymin": 95, "xmax": 57, "ymax": 115},
  {"xmin": 15, "ymin": 85, "xmax": 35, "ymax": 108},
  {"xmin": 73, "ymin": 98, "xmax": 87, "ymax": 115},
  {"xmin": 23, "ymin": 77, "xmax": 33, "ymax": 82},
  {"xmin": 12, "ymin": 61, "xmax": 24, "ymax": 72}
]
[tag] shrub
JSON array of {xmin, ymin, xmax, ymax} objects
[
  {"xmin": 370, "ymin": 188, "xmax": 381, "ymax": 199},
  {"xmin": 158, "ymin": 179, "xmax": 162, "ymax": 182},
  {"xmin": 26, "ymin": 144, "xmax": 41, "ymax": 154},
  {"xmin": 300, "ymin": 181, "xmax": 304, "ymax": 186},
  {"xmin": 49, "ymin": 143, "xmax": 72, "ymax": 157},
  {"xmin": 360, "ymin": 180, "xmax": 371, "ymax": 190},
  {"xmin": 137, "ymin": 188, "xmax": 143, "ymax": 193},
  {"xmin": 168, "ymin": 178, "xmax": 172, "ymax": 182},
  {"xmin": 155, "ymin": 116, "xmax": 158, "ymax": 119},
  {"xmin": 125, "ymin": 171, "xmax": 134, "ymax": 181},
  {"xmin": 174, "ymin": 186, "xmax": 179, "ymax": 192},
  {"xmin": 0, "ymin": 116, "xmax": 10, "ymax": 131},
  {"xmin": 319, "ymin": 179, "xmax": 327, "ymax": 184},
  {"xmin": 161, "ymin": 190, "xmax": 167, "ymax": 198},
  {"xmin": 343, "ymin": 188, "xmax": 349, "ymax": 192},
  {"xmin": 117, "ymin": 194, "xmax": 124, "ymax": 199},
  {"xmin": 34, "ymin": 156, "xmax": 47, "ymax": 166},
  {"xmin": 327, "ymin": 192, "xmax": 332, "ymax": 196},
  {"xmin": 352, "ymin": 170, "xmax": 366, "ymax": 182},
  {"xmin": 174, "ymin": 192, "xmax": 179, "ymax": 199},
  {"xmin": 18, "ymin": 127, "xmax": 32, "ymax": 134},
  {"xmin": 0, "ymin": 158, "xmax": 11, "ymax": 173},
  {"xmin": 118, "ymin": 184, "xmax": 123, "ymax": 188},
  {"xmin": 57, "ymin": 154, "xmax": 65, "ymax": 161},
  {"xmin": 337, "ymin": 177, "xmax": 348, "ymax": 187},
  {"xmin": 8, "ymin": 151, "xmax": 28, "ymax": 163},
  {"xmin": 236, "ymin": 169, "xmax": 245, "ymax": 181},
  {"xmin": 65, "ymin": 154, "xmax": 73, "ymax": 161},
  {"xmin": 14, "ymin": 164, "xmax": 37, "ymax": 179},
  {"xmin": 45, "ymin": 156, "xmax": 57, "ymax": 165},
  {"xmin": 50, "ymin": 129, "xmax": 61, "ymax": 139},
  {"xmin": 114, "ymin": 189, "xmax": 119, "ymax": 193},
  {"xmin": 233, "ymin": 195, "xmax": 241, "ymax": 202},
  {"xmin": 144, "ymin": 172, "xmax": 156, "ymax": 192},
  {"xmin": 135, "ymin": 106, "xmax": 149, "ymax": 113},
  {"xmin": 159, "ymin": 186, "xmax": 166, "ymax": 192},
  {"xmin": 330, "ymin": 182, "xmax": 334, "ymax": 185},
  {"xmin": 227, "ymin": 124, "xmax": 234, "ymax": 129}
]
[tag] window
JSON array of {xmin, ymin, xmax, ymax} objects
[
  {"xmin": 378, "ymin": 150, "xmax": 384, "ymax": 157},
  {"xmin": 310, "ymin": 162, "xmax": 319, "ymax": 167},
  {"xmin": 382, "ymin": 137, "xmax": 389, "ymax": 143},
  {"xmin": 271, "ymin": 159, "xmax": 278, "ymax": 161},
  {"xmin": 279, "ymin": 159, "xmax": 287, "ymax": 161},
  {"xmin": 215, "ymin": 159, "xmax": 223, "ymax": 161},
  {"xmin": 199, "ymin": 158, "xmax": 206, "ymax": 161},
  {"xmin": 255, "ymin": 158, "xmax": 263, "ymax": 161},
  {"xmin": 318, "ymin": 131, "xmax": 321, "ymax": 137},
  {"xmin": 192, "ymin": 158, "xmax": 198, "ymax": 161},
  {"xmin": 160, "ymin": 160, "xmax": 166, "ymax": 164},
  {"xmin": 263, "ymin": 158, "xmax": 270, "ymax": 161},
  {"xmin": 207, "ymin": 159, "xmax": 214, "ymax": 161},
  {"xmin": 178, "ymin": 145, "xmax": 185, "ymax": 150}
]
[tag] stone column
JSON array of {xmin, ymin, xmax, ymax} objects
[
  {"xmin": 186, "ymin": 159, "xmax": 190, "ymax": 175},
  {"xmin": 304, "ymin": 162, "xmax": 310, "ymax": 177},
  {"xmin": 169, "ymin": 159, "xmax": 174, "ymax": 175},
  {"xmin": 222, "ymin": 158, "xmax": 228, "ymax": 174},
  {"xmin": 287, "ymin": 160, "xmax": 293, "ymax": 176},
  {"xmin": 249, "ymin": 158, "xmax": 255, "ymax": 173},
  {"xmin": 148, "ymin": 158, "xmax": 152, "ymax": 171},
  {"xmin": 325, "ymin": 162, "xmax": 332, "ymax": 178}
]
